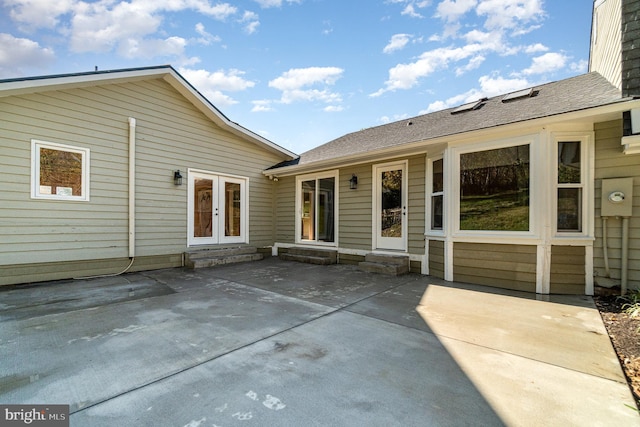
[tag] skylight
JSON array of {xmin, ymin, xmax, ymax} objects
[
  {"xmin": 502, "ymin": 87, "xmax": 534, "ymax": 102},
  {"xmin": 451, "ymin": 99, "xmax": 483, "ymax": 114}
]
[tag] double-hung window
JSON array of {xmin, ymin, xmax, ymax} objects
[
  {"xmin": 430, "ymin": 158, "xmax": 444, "ymax": 231},
  {"xmin": 297, "ymin": 171, "xmax": 337, "ymax": 244},
  {"xmin": 556, "ymin": 139, "xmax": 585, "ymax": 233},
  {"xmin": 31, "ymin": 140, "xmax": 90, "ymax": 201}
]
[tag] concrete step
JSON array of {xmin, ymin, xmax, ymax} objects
[
  {"xmin": 364, "ymin": 253, "xmax": 409, "ymax": 266},
  {"xmin": 185, "ymin": 246, "xmax": 263, "ymax": 269},
  {"xmin": 280, "ymin": 253, "xmax": 335, "ymax": 265},
  {"xmin": 358, "ymin": 253, "xmax": 410, "ymax": 276},
  {"xmin": 279, "ymin": 247, "xmax": 337, "ymax": 265},
  {"xmin": 186, "ymin": 246, "xmax": 258, "ymax": 260}
]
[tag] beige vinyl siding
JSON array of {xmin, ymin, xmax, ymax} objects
[
  {"xmin": 428, "ymin": 240, "xmax": 445, "ymax": 279},
  {"xmin": 0, "ymin": 78, "xmax": 286, "ymax": 278},
  {"xmin": 453, "ymin": 242, "xmax": 537, "ymax": 292},
  {"xmin": 274, "ymin": 175, "xmax": 296, "ymax": 243},
  {"xmin": 594, "ymin": 119, "xmax": 640, "ymax": 289},
  {"xmin": 339, "ymin": 164, "xmax": 373, "ymax": 250},
  {"xmin": 550, "ymin": 246, "xmax": 586, "ymax": 294},
  {"xmin": 590, "ymin": 0, "xmax": 622, "ymax": 90},
  {"xmin": 408, "ymin": 155, "xmax": 426, "ymax": 255}
]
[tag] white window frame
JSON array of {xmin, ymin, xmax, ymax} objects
[
  {"xmin": 295, "ymin": 170, "xmax": 339, "ymax": 246},
  {"xmin": 552, "ymin": 132, "xmax": 593, "ymax": 238},
  {"xmin": 31, "ymin": 139, "xmax": 90, "ymax": 202},
  {"xmin": 426, "ymin": 155, "xmax": 445, "ymax": 237},
  {"xmin": 451, "ymin": 135, "xmax": 539, "ymax": 240}
]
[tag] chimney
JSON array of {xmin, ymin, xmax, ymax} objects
[{"xmin": 622, "ymin": 0, "xmax": 640, "ymax": 97}]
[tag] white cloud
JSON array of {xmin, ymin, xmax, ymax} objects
[
  {"xmin": 251, "ymin": 99, "xmax": 273, "ymax": 112},
  {"xmin": 253, "ymin": 0, "xmax": 301, "ymax": 8},
  {"xmin": 118, "ymin": 36, "xmax": 189, "ymax": 59},
  {"xmin": 383, "ymin": 34, "xmax": 412, "ymax": 54},
  {"xmin": 194, "ymin": 23, "xmax": 221, "ymax": 45},
  {"xmin": 522, "ymin": 52, "xmax": 567, "ymax": 75},
  {"xmin": 524, "ymin": 43, "xmax": 548, "ymax": 53},
  {"xmin": 436, "ymin": 0, "xmax": 478, "ymax": 22},
  {"xmin": 570, "ymin": 59, "xmax": 588, "ymax": 73},
  {"xmin": 240, "ymin": 11, "xmax": 260, "ymax": 34},
  {"xmin": 178, "ymin": 67, "xmax": 255, "ymax": 106},
  {"xmin": 371, "ymin": 44, "xmax": 484, "ymax": 96},
  {"xmin": 324, "ymin": 105, "xmax": 344, "ymax": 112},
  {"xmin": 455, "ymin": 55, "xmax": 485, "ymax": 76},
  {"xmin": 0, "ymin": 33, "xmax": 55, "ymax": 77},
  {"xmin": 5, "ymin": 0, "xmax": 238, "ymax": 62},
  {"xmin": 5, "ymin": 0, "xmax": 75, "ymax": 29},
  {"xmin": 402, "ymin": 4, "xmax": 423, "ymax": 18},
  {"xmin": 269, "ymin": 67, "xmax": 344, "ymax": 105},
  {"xmin": 476, "ymin": 0, "xmax": 544, "ymax": 31},
  {"xmin": 270, "ymin": 67, "xmax": 343, "ymax": 90}
]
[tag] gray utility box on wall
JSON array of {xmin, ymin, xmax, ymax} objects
[{"xmin": 601, "ymin": 177, "xmax": 634, "ymax": 217}]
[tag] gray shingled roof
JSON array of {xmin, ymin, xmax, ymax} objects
[{"xmin": 293, "ymin": 72, "xmax": 621, "ymax": 166}]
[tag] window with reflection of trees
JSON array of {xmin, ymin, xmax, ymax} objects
[{"xmin": 460, "ymin": 144, "xmax": 530, "ymax": 231}]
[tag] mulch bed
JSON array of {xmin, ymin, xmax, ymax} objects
[{"xmin": 594, "ymin": 290, "xmax": 640, "ymax": 411}]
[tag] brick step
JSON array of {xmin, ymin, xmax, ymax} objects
[{"xmin": 185, "ymin": 246, "xmax": 262, "ymax": 269}]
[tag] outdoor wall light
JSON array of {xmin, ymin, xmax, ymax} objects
[
  {"xmin": 173, "ymin": 170, "xmax": 183, "ymax": 186},
  {"xmin": 349, "ymin": 174, "xmax": 358, "ymax": 190}
]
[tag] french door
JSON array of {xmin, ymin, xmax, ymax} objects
[
  {"xmin": 188, "ymin": 170, "xmax": 247, "ymax": 246},
  {"xmin": 374, "ymin": 162, "xmax": 407, "ymax": 251}
]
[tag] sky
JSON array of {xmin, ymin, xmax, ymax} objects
[{"xmin": 0, "ymin": 0, "xmax": 594, "ymax": 154}]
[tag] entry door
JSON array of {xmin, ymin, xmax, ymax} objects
[
  {"xmin": 374, "ymin": 162, "xmax": 407, "ymax": 251},
  {"xmin": 188, "ymin": 171, "xmax": 247, "ymax": 246}
]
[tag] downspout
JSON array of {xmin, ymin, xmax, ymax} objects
[
  {"xmin": 602, "ymin": 217, "xmax": 611, "ymax": 278},
  {"xmin": 128, "ymin": 117, "xmax": 136, "ymax": 259},
  {"xmin": 622, "ymin": 217, "xmax": 630, "ymax": 295}
]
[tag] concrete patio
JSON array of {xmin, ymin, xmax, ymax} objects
[{"xmin": 0, "ymin": 257, "xmax": 638, "ymax": 426}]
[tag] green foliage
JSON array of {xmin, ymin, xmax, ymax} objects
[{"xmin": 618, "ymin": 290, "xmax": 640, "ymax": 318}]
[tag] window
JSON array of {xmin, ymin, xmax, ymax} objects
[
  {"xmin": 459, "ymin": 144, "xmax": 530, "ymax": 231},
  {"xmin": 557, "ymin": 141, "xmax": 582, "ymax": 232},
  {"xmin": 31, "ymin": 140, "xmax": 89, "ymax": 201},
  {"xmin": 298, "ymin": 172, "xmax": 337, "ymax": 244},
  {"xmin": 431, "ymin": 158, "xmax": 444, "ymax": 230}
]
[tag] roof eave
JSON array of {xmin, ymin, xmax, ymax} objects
[{"xmin": 266, "ymin": 97, "xmax": 640, "ymax": 177}]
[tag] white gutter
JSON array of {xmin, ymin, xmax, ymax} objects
[{"xmin": 128, "ymin": 117, "xmax": 136, "ymax": 258}]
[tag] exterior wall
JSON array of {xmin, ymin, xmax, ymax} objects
[
  {"xmin": 550, "ymin": 246, "xmax": 586, "ymax": 294},
  {"xmin": 274, "ymin": 154, "xmax": 426, "ymax": 262},
  {"xmin": 339, "ymin": 163, "xmax": 373, "ymax": 250},
  {"xmin": 452, "ymin": 242, "xmax": 537, "ymax": 292},
  {"xmin": 594, "ymin": 119, "xmax": 640, "ymax": 290},
  {"xmin": 428, "ymin": 240, "xmax": 445, "ymax": 279},
  {"xmin": 590, "ymin": 0, "xmax": 622, "ymax": 90},
  {"xmin": 0, "ymin": 78, "xmax": 286, "ymax": 285}
]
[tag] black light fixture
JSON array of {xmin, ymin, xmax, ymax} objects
[
  {"xmin": 173, "ymin": 170, "xmax": 183, "ymax": 186},
  {"xmin": 349, "ymin": 174, "xmax": 358, "ymax": 190}
]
